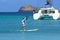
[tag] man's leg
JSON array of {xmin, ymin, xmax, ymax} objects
[
  {"xmin": 23, "ymin": 23, "xmax": 26, "ymax": 31},
  {"xmin": 23, "ymin": 26, "xmax": 26, "ymax": 31},
  {"xmin": 22, "ymin": 20, "xmax": 26, "ymax": 31}
]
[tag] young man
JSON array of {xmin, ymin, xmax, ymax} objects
[{"xmin": 21, "ymin": 16, "xmax": 28, "ymax": 31}]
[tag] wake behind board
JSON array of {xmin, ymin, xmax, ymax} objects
[{"xmin": 16, "ymin": 29, "xmax": 38, "ymax": 32}]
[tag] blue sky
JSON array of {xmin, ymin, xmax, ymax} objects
[{"xmin": 0, "ymin": 0, "xmax": 60, "ymax": 12}]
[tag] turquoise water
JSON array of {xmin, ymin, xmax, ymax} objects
[{"xmin": 0, "ymin": 12, "xmax": 60, "ymax": 40}]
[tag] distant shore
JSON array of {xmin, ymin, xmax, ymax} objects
[{"xmin": 18, "ymin": 5, "xmax": 40, "ymax": 12}]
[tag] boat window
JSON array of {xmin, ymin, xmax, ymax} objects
[
  {"xmin": 49, "ymin": 11, "xmax": 55, "ymax": 13},
  {"xmin": 41, "ymin": 10, "xmax": 47, "ymax": 14}
]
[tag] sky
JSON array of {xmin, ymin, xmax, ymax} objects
[{"xmin": 0, "ymin": 0, "xmax": 60, "ymax": 12}]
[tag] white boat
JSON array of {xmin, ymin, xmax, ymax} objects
[{"xmin": 33, "ymin": 7, "xmax": 60, "ymax": 20}]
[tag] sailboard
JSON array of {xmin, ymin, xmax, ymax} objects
[{"xmin": 16, "ymin": 29, "xmax": 38, "ymax": 32}]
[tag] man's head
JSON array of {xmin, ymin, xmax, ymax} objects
[{"xmin": 26, "ymin": 16, "xmax": 28, "ymax": 20}]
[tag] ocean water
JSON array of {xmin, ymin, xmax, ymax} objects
[{"xmin": 0, "ymin": 12, "xmax": 60, "ymax": 40}]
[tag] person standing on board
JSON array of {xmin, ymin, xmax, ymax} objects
[{"xmin": 21, "ymin": 16, "xmax": 28, "ymax": 31}]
